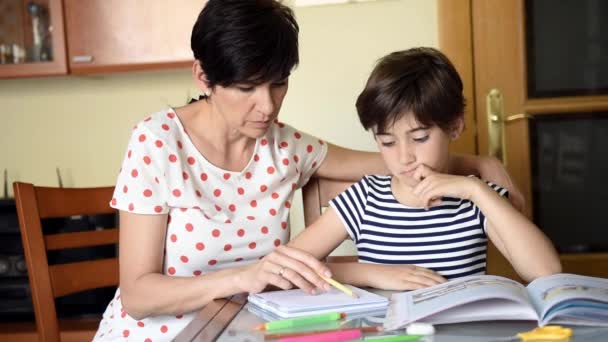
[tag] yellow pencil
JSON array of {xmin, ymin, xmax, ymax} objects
[{"xmin": 319, "ymin": 275, "xmax": 360, "ymax": 298}]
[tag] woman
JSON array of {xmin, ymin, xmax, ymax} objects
[{"xmin": 94, "ymin": 1, "xmax": 523, "ymax": 340}]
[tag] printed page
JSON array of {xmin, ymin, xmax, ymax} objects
[
  {"xmin": 526, "ymin": 273, "xmax": 608, "ymax": 326},
  {"xmin": 384, "ymin": 275, "xmax": 536, "ymax": 330}
]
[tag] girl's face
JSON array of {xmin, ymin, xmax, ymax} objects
[
  {"xmin": 374, "ymin": 112, "xmax": 460, "ymax": 187},
  {"xmin": 208, "ymin": 78, "xmax": 289, "ymax": 139}
]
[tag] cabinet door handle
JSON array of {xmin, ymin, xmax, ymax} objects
[{"xmin": 72, "ymin": 55, "xmax": 94, "ymax": 63}]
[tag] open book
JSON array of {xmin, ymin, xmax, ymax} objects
[
  {"xmin": 384, "ymin": 273, "xmax": 608, "ymax": 330},
  {"xmin": 247, "ymin": 285, "xmax": 389, "ymax": 319}
]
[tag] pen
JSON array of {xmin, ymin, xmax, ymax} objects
[
  {"xmin": 254, "ymin": 312, "xmax": 346, "ymax": 331},
  {"xmin": 264, "ymin": 326, "xmax": 382, "ymax": 340},
  {"xmin": 278, "ymin": 328, "xmax": 362, "ymax": 342},
  {"xmin": 319, "ymin": 275, "xmax": 360, "ymax": 298}
]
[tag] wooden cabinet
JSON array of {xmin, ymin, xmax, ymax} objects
[
  {"xmin": 0, "ymin": 0, "xmax": 67, "ymax": 78},
  {"xmin": 63, "ymin": 0, "xmax": 204, "ymax": 74},
  {"xmin": 1, "ymin": 0, "xmax": 206, "ymax": 78}
]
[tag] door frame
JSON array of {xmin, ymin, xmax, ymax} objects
[{"xmin": 437, "ymin": 0, "xmax": 477, "ymax": 156}]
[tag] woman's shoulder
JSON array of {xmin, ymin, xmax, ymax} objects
[
  {"xmin": 136, "ymin": 108, "xmax": 179, "ymax": 130},
  {"xmin": 266, "ymin": 120, "xmax": 320, "ymax": 143},
  {"xmin": 131, "ymin": 108, "xmax": 183, "ymax": 141}
]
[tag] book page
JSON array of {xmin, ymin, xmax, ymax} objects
[
  {"xmin": 384, "ymin": 275, "xmax": 535, "ymax": 330},
  {"xmin": 526, "ymin": 273, "xmax": 608, "ymax": 326}
]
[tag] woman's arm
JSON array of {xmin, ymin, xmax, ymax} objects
[
  {"xmin": 118, "ymin": 212, "xmax": 331, "ymax": 320},
  {"xmin": 314, "ymin": 143, "xmax": 388, "ymax": 181},
  {"xmin": 450, "ymin": 154, "xmax": 525, "ymax": 212},
  {"xmin": 315, "ymin": 145, "xmax": 524, "ymax": 212}
]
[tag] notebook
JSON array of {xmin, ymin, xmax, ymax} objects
[{"xmin": 247, "ymin": 285, "xmax": 389, "ymax": 319}]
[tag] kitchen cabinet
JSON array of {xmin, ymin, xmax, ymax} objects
[
  {"xmin": 0, "ymin": 0, "xmax": 206, "ymax": 78},
  {"xmin": 0, "ymin": 0, "xmax": 68, "ymax": 78},
  {"xmin": 63, "ymin": 0, "xmax": 204, "ymax": 74}
]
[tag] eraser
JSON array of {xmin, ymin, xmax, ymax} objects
[{"xmin": 406, "ymin": 323, "xmax": 435, "ymax": 336}]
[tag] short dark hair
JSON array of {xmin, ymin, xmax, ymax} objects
[
  {"xmin": 191, "ymin": 0, "xmax": 299, "ymax": 88},
  {"xmin": 356, "ymin": 47, "xmax": 465, "ymax": 133}
]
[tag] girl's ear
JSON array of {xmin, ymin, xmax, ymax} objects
[
  {"xmin": 450, "ymin": 116, "xmax": 465, "ymax": 140},
  {"xmin": 192, "ymin": 60, "xmax": 211, "ymax": 96}
]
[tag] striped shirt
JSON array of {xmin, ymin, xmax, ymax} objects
[{"xmin": 329, "ymin": 175, "xmax": 508, "ymax": 280}]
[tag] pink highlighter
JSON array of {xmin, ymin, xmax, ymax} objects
[{"xmin": 277, "ymin": 328, "xmax": 362, "ymax": 342}]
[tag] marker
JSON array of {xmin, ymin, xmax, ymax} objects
[
  {"xmin": 358, "ymin": 334, "xmax": 423, "ymax": 341},
  {"xmin": 264, "ymin": 326, "xmax": 382, "ymax": 340},
  {"xmin": 517, "ymin": 325, "xmax": 572, "ymax": 341},
  {"xmin": 277, "ymin": 328, "xmax": 362, "ymax": 342},
  {"xmin": 319, "ymin": 275, "xmax": 360, "ymax": 299},
  {"xmin": 254, "ymin": 312, "xmax": 345, "ymax": 331}
]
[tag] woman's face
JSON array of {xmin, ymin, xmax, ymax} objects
[
  {"xmin": 209, "ymin": 79, "xmax": 289, "ymax": 138},
  {"xmin": 374, "ymin": 112, "xmax": 456, "ymax": 187}
]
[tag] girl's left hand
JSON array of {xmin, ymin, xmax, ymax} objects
[{"xmin": 412, "ymin": 165, "xmax": 481, "ymax": 208}]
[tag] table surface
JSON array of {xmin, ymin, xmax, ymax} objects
[{"xmin": 174, "ymin": 291, "xmax": 608, "ymax": 342}]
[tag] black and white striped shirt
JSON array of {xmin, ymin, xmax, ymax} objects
[{"xmin": 329, "ymin": 175, "xmax": 508, "ymax": 280}]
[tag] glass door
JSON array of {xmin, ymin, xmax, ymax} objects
[
  {"xmin": 0, "ymin": 0, "xmax": 67, "ymax": 78},
  {"xmin": 472, "ymin": 0, "xmax": 608, "ymax": 279}
]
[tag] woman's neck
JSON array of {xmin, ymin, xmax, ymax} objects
[{"xmin": 175, "ymin": 101, "xmax": 257, "ymax": 172}]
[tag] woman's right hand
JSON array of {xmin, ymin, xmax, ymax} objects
[
  {"xmin": 362, "ymin": 264, "xmax": 447, "ymax": 291},
  {"xmin": 239, "ymin": 245, "xmax": 333, "ymax": 295}
]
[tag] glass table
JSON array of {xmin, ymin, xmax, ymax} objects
[{"xmin": 174, "ymin": 292, "xmax": 608, "ymax": 341}]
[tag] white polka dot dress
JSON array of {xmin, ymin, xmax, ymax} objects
[{"xmin": 93, "ymin": 108, "xmax": 327, "ymax": 341}]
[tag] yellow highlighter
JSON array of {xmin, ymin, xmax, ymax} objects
[
  {"xmin": 517, "ymin": 325, "xmax": 572, "ymax": 341},
  {"xmin": 319, "ymin": 275, "xmax": 360, "ymax": 299}
]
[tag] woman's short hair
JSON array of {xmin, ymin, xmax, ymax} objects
[
  {"xmin": 356, "ymin": 47, "xmax": 466, "ymax": 134},
  {"xmin": 191, "ymin": 0, "xmax": 299, "ymax": 88}
]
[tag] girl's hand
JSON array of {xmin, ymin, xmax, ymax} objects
[
  {"xmin": 412, "ymin": 165, "xmax": 481, "ymax": 208},
  {"xmin": 363, "ymin": 264, "xmax": 447, "ymax": 291},
  {"xmin": 239, "ymin": 245, "xmax": 332, "ymax": 295}
]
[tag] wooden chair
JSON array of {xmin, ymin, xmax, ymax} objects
[
  {"xmin": 302, "ymin": 177, "xmax": 358, "ymax": 263},
  {"xmin": 5, "ymin": 182, "xmax": 119, "ymax": 342}
]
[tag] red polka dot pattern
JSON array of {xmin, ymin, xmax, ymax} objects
[{"xmin": 103, "ymin": 110, "xmax": 327, "ymax": 340}]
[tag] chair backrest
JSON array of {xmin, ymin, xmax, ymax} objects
[
  {"xmin": 302, "ymin": 177, "xmax": 358, "ymax": 262},
  {"xmin": 13, "ymin": 182, "xmax": 119, "ymax": 342}
]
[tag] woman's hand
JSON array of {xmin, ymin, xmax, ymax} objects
[
  {"xmin": 412, "ymin": 165, "xmax": 481, "ymax": 208},
  {"xmin": 361, "ymin": 264, "xmax": 447, "ymax": 291},
  {"xmin": 239, "ymin": 245, "xmax": 332, "ymax": 295},
  {"xmin": 450, "ymin": 154, "xmax": 525, "ymax": 212}
]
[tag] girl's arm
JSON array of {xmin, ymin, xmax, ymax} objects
[
  {"xmin": 413, "ymin": 171, "xmax": 561, "ymax": 283},
  {"xmin": 118, "ymin": 212, "xmax": 330, "ymax": 320},
  {"xmin": 286, "ymin": 207, "xmax": 349, "ymax": 260},
  {"xmin": 468, "ymin": 180, "xmax": 562, "ymax": 282},
  {"xmin": 288, "ymin": 208, "xmax": 446, "ymax": 290}
]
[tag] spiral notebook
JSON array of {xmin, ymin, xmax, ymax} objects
[{"xmin": 247, "ymin": 285, "xmax": 389, "ymax": 319}]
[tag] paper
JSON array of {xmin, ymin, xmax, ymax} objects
[{"xmin": 247, "ymin": 285, "xmax": 389, "ymax": 319}]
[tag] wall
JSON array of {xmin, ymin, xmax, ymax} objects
[{"xmin": 0, "ymin": 0, "xmax": 437, "ymax": 254}]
